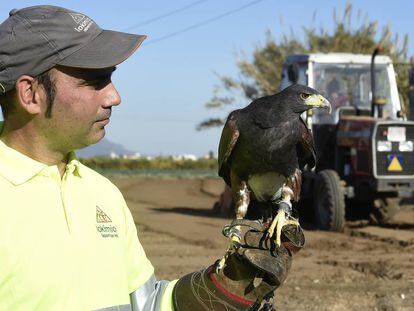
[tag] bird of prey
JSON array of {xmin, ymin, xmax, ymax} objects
[{"xmin": 217, "ymin": 84, "xmax": 330, "ymax": 270}]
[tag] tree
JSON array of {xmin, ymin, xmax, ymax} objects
[{"xmin": 197, "ymin": 2, "xmax": 409, "ymax": 130}]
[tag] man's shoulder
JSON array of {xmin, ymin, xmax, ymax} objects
[
  {"xmin": 77, "ymin": 162, "xmax": 122, "ymax": 195},
  {"xmin": 0, "ymin": 173, "xmax": 11, "ymax": 187}
]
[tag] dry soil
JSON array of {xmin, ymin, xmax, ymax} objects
[{"xmin": 111, "ymin": 176, "xmax": 414, "ymax": 311}]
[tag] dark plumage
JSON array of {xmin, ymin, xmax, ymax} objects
[
  {"xmin": 215, "ymin": 84, "xmax": 330, "ymax": 270},
  {"xmin": 218, "ymin": 84, "xmax": 329, "ymax": 205}
]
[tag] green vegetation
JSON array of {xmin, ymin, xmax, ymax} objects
[
  {"xmin": 198, "ymin": 2, "xmax": 410, "ymax": 129},
  {"xmin": 81, "ymin": 157, "xmax": 217, "ymax": 170}
]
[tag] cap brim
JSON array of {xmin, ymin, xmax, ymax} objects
[{"xmin": 58, "ymin": 30, "xmax": 146, "ymax": 68}]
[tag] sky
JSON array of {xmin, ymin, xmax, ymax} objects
[{"xmin": 1, "ymin": 0, "xmax": 414, "ymax": 156}]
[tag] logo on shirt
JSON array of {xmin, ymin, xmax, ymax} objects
[
  {"xmin": 96, "ymin": 206, "xmax": 118, "ymax": 238},
  {"xmin": 96, "ymin": 206, "xmax": 112, "ymax": 223}
]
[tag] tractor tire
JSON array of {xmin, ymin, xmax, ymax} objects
[
  {"xmin": 212, "ymin": 185, "xmax": 234, "ymax": 217},
  {"xmin": 370, "ymin": 198, "xmax": 400, "ymax": 225},
  {"xmin": 212, "ymin": 200, "xmax": 234, "ymax": 217},
  {"xmin": 313, "ymin": 169, "xmax": 345, "ymax": 231}
]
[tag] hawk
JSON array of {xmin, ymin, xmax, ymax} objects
[{"xmin": 217, "ymin": 84, "xmax": 330, "ymax": 269}]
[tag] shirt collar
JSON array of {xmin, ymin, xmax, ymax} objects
[
  {"xmin": 0, "ymin": 139, "xmax": 47, "ymax": 185},
  {"xmin": 66, "ymin": 151, "xmax": 83, "ymax": 177},
  {"xmin": 0, "ymin": 124, "xmax": 82, "ymax": 185}
]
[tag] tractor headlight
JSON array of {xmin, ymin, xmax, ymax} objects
[
  {"xmin": 399, "ymin": 141, "xmax": 413, "ymax": 152},
  {"xmin": 377, "ymin": 141, "xmax": 392, "ymax": 152}
]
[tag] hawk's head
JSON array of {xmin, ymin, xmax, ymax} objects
[{"xmin": 281, "ymin": 84, "xmax": 331, "ymax": 114}]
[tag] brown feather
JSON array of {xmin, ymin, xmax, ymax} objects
[{"xmin": 218, "ymin": 113, "xmax": 240, "ymax": 186}]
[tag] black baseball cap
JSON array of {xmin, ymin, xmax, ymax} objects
[{"xmin": 0, "ymin": 5, "xmax": 147, "ymax": 93}]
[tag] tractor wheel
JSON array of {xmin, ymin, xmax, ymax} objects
[
  {"xmin": 370, "ymin": 198, "xmax": 400, "ymax": 225},
  {"xmin": 313, "ymin": 170, "xmax": 345, "ymax": 231},
  {"xmin": 212, "ymin": 185, "xmax": 234, "ymax": 217},
  {"xmin": 212, "ymin": 199, "xmax": 234, "ymax": 217}
]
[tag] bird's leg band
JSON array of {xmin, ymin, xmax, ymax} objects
[
  {"xmin": 217, "ymin": 224, "xmax": 242, "ymax": 272},
  {"xmin": 268, "ymin": 195, "xmax": 298, "ymax": 246},
  {"xmin": 222, "ymin": 224, "xmax": 242, "ymax": 241},
  {"xmin": 277, "ymin": 200, "xmax": 292, "ymax": 216},
  {"xmin": 217, "ymin": 180, "xmax": 249, "ymax": 272}
]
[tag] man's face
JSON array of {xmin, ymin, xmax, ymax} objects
[{"xmin": 37, "ymin": 66, "xmax": 121, "ymax": 152}]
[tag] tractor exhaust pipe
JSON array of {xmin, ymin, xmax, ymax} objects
[
  {"xmin": 371, "ymin": 47, "xmax": 383, "ymax": 118},
  {"xmin": 409, "ymin": 59, "xmax": 414, "ymax": 121}
]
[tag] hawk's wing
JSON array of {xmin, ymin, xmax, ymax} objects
[
  {"xmin": 218, "ymin": 112, "xmax": 240, "ymax": 186},
  {"xmin": 297, "ymin": 117, "xmax": 316, "ymax": 170}
]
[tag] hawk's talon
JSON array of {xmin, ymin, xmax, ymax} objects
[
  {"xmin": 268, "ymin": 208, "xmax": 300, "ymax": 246},
  {"xmin": 217, "ymin": 224, "xmax": 242, "ymax": 272},
  {"xmin": 216, "ymin": 237, "xmax": 241, "ymax": 272},
  {"xmin": 264, "ymin": 231, "xmax": 276, "ymax": 244}
]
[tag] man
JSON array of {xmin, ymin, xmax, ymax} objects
[{"xmin": 0, "ymin": 6, "xmax": 301, "ymax": 310}]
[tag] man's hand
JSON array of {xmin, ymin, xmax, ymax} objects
[{"xmin": 172, "ymin": 220, "xmax": 304, "ymax": 310}]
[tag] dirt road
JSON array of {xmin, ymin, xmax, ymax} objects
[{"xmin": 111, "ymin": 176, "xmax": 414, "ymax": 310}]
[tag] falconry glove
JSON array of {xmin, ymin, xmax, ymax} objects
[{"xmin": 172, "ymin": 220, "xmax": 305, "ymax": 311}]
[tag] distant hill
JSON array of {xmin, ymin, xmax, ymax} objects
[{"xmin": 76, "ymin": 138, "xmax": 135, "ymax": 158}]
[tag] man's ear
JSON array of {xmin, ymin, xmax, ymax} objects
[{"xmin": 15, "ymin": 75, "xmax": 43, "ymax": 115}]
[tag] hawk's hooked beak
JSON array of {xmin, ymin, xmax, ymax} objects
[{"xmin": 305, "ymin": 94, "xmax": 332, "ymax": 114}]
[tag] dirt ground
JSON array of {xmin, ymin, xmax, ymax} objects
[{"xmin": 111, "ymin": 176, "xmax": 414, "ymax": 311}]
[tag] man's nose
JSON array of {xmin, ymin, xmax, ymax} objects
[{"xmin": 103, "ymin": 82, "xmax": 121, "ymax": 107}]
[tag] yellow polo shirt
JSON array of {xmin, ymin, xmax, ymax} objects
[{"xmin": 0, "ymin": 137, "xmax": 172, "ymax": 310}]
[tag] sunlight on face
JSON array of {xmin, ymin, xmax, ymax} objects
[{"xmin": 38, "ymin": 66, "xmax": 121, "ymax": 152}]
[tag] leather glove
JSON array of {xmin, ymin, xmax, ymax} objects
[{"xmin": 172, "ymin": 220, "xmax": 305, "ymax": 311}]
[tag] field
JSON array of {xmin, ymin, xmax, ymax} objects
[{"xmin": 111, "ymin": 176, "xmax": 414, "ymax": 310}]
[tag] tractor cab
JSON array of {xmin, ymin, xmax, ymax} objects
[
  {"xmin": 281, "ymin": 53, "xmax": 403, "ymax": 124},
  {"xmin": 280, "ymin": 53, "xmax": 414, "ymax": 230}
]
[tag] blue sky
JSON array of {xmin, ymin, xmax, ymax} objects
[{"xmin": 1, "ymin": 0, "xmax": 414, "ymax": 156}]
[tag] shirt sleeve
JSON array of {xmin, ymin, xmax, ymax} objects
[
  {"xmin": 160, "ymin": 280, "xmax": 178, "ymax": 311},
  {"xmin": 130, "ymin": 276, "xmax": 178, "ymax": 311}
]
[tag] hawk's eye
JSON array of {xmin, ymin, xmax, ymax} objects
[{"xmin": 300, "ymin": 93, "xmax": 311, "ymax": 100}]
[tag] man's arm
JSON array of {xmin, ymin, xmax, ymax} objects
[
  {"xmin": 175, "ymin": 220, "xmax": 304, "ymax": 311},
  {"xmin": 122, "ymin": 194, "xmax": 303, "ymax": 311}
]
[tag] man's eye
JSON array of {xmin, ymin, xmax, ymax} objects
[
  {"xmin": 300, "ymin": 93, "xmax": 310, "ymax": 100},
  {"xmin": 84, "ymin": 78, "xmax": 110, "ymax": 89}
]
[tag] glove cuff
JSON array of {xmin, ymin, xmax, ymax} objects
[
  {"xmin": 209, "ymin": 266, "xmax": 256, "ymax": 306},
  {"xmin": 173, "ymin": 265, "xmax": 256, "ymax": 311}
]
